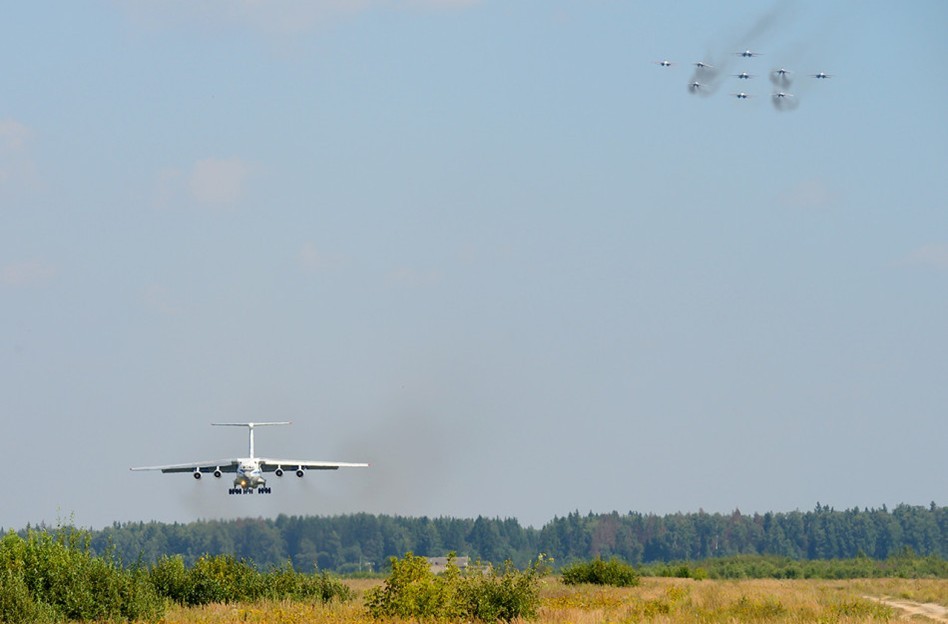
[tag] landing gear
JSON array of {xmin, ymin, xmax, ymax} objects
[{"xmin": 227, "ymin": 487, "xmax": 272, "ymax": 495}]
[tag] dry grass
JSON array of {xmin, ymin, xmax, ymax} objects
[
  {"xmin": 149, "ymin": 577, "xmax": 946, "ymax": 623},
  {"xmin": 848, "ymin": 578, "xmax": 948, "ymax": 607},
  {"xmin": 160, "ymin": 600, "xmax": 368, "ymax": 624},
  {"xmin": 537, "ymin": 578, "xmax": 901, "ymax": 624}
]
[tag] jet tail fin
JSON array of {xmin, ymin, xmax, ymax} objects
[{"xmin": 210, "ymin": 422, "xmax": 292, "ymax": 458}]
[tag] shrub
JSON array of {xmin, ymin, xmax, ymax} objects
[
  {"xmin": 149, "ymin": 554, "xmax": 353, "ymax": 607},
  {"xmin": 366, "ymin": 552, "xmax": 544, "ymax": 622},
  {"xmin": 148, "ymin": 555, "xmax": 192, "ymax": 605},
  {"xmin": 263, "ymin": 564, "xmax": 353, "ymax": 603},
  {"xmin": 365, "ymin": 552, "xmax": 461, "ymax": 619},
  {"xmin": 462, "ymin": 559, "xmax": 543, "ymax": 622},
  {"xmin": 190, "ymin": 554, "xmax": 262, "ymax": 603},
  {"xmin": 0, "ymin": 528, "xmax": 163, "ymax": 623},
  {"xmin": 561, "ymin": 557, "xmax": 640, "ymax": 587},
  {"xmin": 0, "ymin": 567, "xmax": 58, "ymax": 624}
]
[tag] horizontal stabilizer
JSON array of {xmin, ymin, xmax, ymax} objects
[{"xmin": 211, "ymin": 422, "xmax": 291, "ymax": 427}]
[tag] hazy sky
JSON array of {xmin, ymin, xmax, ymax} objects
[{"xmin": 2, "ymin": 1, "xmax": 946, "ymax": 531}]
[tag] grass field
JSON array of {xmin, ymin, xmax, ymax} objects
[{"xmin": 157, "ymin": 577, "xmax": 948, "ymax": 623}]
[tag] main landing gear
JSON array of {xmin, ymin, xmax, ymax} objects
[{"xmin": 228, "ymin": 487, "xmax": 272, "ymax": 495}]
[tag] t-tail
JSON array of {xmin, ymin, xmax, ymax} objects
[{"xmin": 211, "ymin": 422, "xmax": 291, "ymax": 459}]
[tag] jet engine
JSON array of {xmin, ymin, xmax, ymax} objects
[
  {"xmin": 275, "ymin": 467, "xmax": 284, "ymax": 477},
  {"xmin": 192, "ymin": 471, "xmax": 202, "ymax": 480},
  {"xmin": 213, "ymin": 468, "xmax": 222, "ymax": 478},
  {"xmin": 296, "ymin": 468, "xmax": 305, "ymax": 478}
]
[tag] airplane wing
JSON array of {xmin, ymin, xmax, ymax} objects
[
  {"xmin": 130, "ymin": 459, "xmax": 239, "ymax": 474},
  {"xmin": 257, "ymin": 458, "xmax": 369, "ymax": 472}
]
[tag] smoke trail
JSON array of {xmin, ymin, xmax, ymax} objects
[
  {"xmin": 697, "ymin": 0, "xmax": 797, "ymax": 95},
  {"xmin": 737, "ymin": 0, "xmax": 796, "ymax": 44},
  {"xmin": 771, "ymin": 93, "xmax": 800, "ymax": 112},
  {"xmin": 769, "ymin": 70, "xmax": 794, "ymax": 88},
  {"xmin": 687, "ymin": 60, "xmax": 720, "ymax": 96}
]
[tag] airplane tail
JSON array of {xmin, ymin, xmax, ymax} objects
[{"xmin": 211, "ymin": 422, "xmax": 291, "ymax": 458}]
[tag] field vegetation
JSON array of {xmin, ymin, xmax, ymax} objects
[
  {"xmin": 639, "ymin": 551, "xmax": 948, "ymax": 580},
  {"xmin": 0, "ymin": 528, "xmax": 349, "ymax": 623},
  {"xmin": 149, "ymin": 577, "xmax": 946, "ymax": 624},
  {"xmin": 2, "ymin": 527, "xmax": 945, "ymax": 623}
]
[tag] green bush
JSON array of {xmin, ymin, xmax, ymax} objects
[
  {"xmin": 365, "ymin": 552, "xmax": 461, "ymax": 619},
  {"xmin": 148, "ymin": 553, "xmax": 352, "ymax": 606},
  {"xmin": 561, "ymin": 557, "xmax": 640, "ymax": 587},
  {"xmin": 148, "ymin": 555, "xmax": 193, "ymax": 605},
  {"xmin": 0, "ymin": 528, "xmax": 163, "ymax": 623},
  {"xmin": 366, "ymin": 552, "xmax": 544, "ymax": 622},
  {"xmin": 463, "ymin": 559, "xmax": 543, "ymax": 622},
  {"xmin": 263, "ymin": 564, "xmax": 353, "ymax": 603},
  {"xmin": 0, "ymin": 567, "xmax": 59, "ymax": 624},
  {"xmin": 0, "ymin": 527, "xmax": 353, "ymax": 620},
  {"xmin": 191, "ymin": 554, "xmax": 262, "ymax": 603}
]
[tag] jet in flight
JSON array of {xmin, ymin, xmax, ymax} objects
[
  {"xmin": 770, "ymin": 68, "xmax": 793, "ymax": 87},
  {"xmin": 693, "ymin": 61, "xmax": 714, "ymax": 70},
  {"xmin": 811, "ymin": 72, "xmax": 833, "ymax": 79},
  {"xmin": 731, "ymin": 92, "xmax": 753, "ymax": 99},
  {"xmin": 734, "ymin": 72, "xmax": 754, "ymax": 79},
  {"xmin": 655, "ymin": 60, "xmax": 675, "ymax": 67},
  {"xmin": 131, "ymin": 422, "xmax": 369, "ymax": 495},
  {"xmin": 736, "ymin": 50, "xmax": 762, "ymax": 58}
]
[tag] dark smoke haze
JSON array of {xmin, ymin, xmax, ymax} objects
[
  {"xmin": 771, "ymin": 93, "xmax": 800, "ymax": 112},
  {"xmin": 688, "ymin": 0, "xmax": 796, "ymax": 96}
]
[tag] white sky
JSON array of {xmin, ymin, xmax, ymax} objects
[{"xmin": 1, "ymin": 1, "xmax": 946, "ymax": 530}]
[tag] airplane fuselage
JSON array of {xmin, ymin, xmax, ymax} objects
[{"xmin": 234, "ymin": 458, "xmax": 266, "ymax": 489}]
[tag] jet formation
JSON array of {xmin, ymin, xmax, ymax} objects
[{"xmin": 655, "ymin": 51, "xmax": 832, "ymax": 111}]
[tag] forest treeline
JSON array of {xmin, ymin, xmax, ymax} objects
[{"xmin": 19, "ymin": 503, "xmax": 944, "ymax": 572}]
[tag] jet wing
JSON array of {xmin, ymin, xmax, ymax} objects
[
  {"xmin": 257, "ymin": 458, "xmax": 369, "ymax": 472},
  {"xmin": 130, "ymin": 459, "xmax": 239, "ymax": 474}
]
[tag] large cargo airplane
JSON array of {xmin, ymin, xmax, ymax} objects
[{"xmin": 131, "ymin": 422, "xmax": 368, "ymax": 495}]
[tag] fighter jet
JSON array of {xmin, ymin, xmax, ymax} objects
[
  {"xmin": 770, "ymin": 68, "xmax": 794, "ymax": 87},
  {"xmin": 731, "ymin": 92, "xmax": 753, "ymax": 99},
  {"xmin": 131, "ymin": 422, "xmax": 369, "ymax": 495},
  {"xmin": 811, "ymin": 72, "xmax": 833, "ymax": 79},
  {"xmin": 693, "ymin": 61, "xmax": 714, "ymax": 70},
  {"xmin": 771, "ymin": 91, "xmax": 799, "ymax": 111},
  {"xmin": 734, "ymin": 72, "xmax": 754, "ymax": 79},
  {"xmin": 655, "ymin": 60, "xmax": 675, "ymax": 67},
  {"xmin": 736, "ymin": 50, "xmax": 762, "ymax": 58},
  {"xmin": 688, "ymin": 81, "xmax": 707, "ymax": 93}
]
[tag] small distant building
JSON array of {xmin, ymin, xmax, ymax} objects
[{"xmin": 426, "ymin": 556, "xmax": 471, "ymax": 574}]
